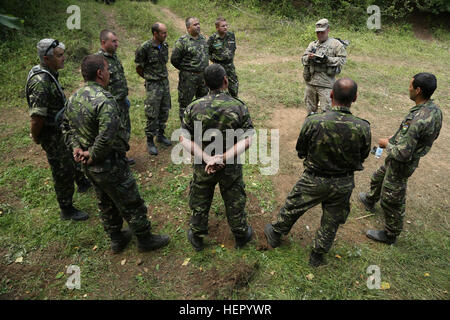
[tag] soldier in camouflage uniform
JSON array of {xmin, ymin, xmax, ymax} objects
[
  {"xmin": 26, "ymin": 39, "xmax": 90, "ymax": 221},
  {"xmin": 171, "ymin": 17, "xmax": 209, "ymax": 122},
  {"xmin": 301, "ymin": 19, "xmax": 347, "ymax": 114},
  {"xmin": 264, "ymin": 78, "xmax": 371, "ymax": 267},
  {"xmin": 181, "ymin": 64, "xmax": 254, "ymax": 251},
  {"xmin": 135, "ymin": 22, "xmax": 172, "ymax": 156},
  {"xmin": 359, "ymin": 73, "xmax": 443, "ymax": 244},
  {"xmin": 96, "ymin": 29, "xmax": 135, "ymax": 165},
  {"xmin": 207, "ymin": 17, "xmax": 239, "ymax": 98},
  {"xmin": 63, "ymin": 55, "xmax": 170, "ymax": 254}
]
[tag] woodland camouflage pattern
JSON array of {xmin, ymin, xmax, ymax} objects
[
  {"xmin": 63, "ymin": 82, "xmax": 151, "ymax": 236},
  {"xmin": 272, "ymin": 106, "xmax": 371, "ymax": 254},
  {"xmin": 27, "ymin": 65, "xmax": 85, "ymax": 209},
  {"xmin": 182, "ymin": 90, "xmax": 254, "ymax": 238},
  {"xmin": 365, "ymin": 100, "xmax": 442, "ymax": 237},
  {"xmin": 171, "ymin": 33, "xmax": 209, "ymax": 118},
  {"xmin": 135, "ymin": 40, "xmax": 171, "ymax": 137},
  {"xmin": 208, "ymin": 31, "xmax": 239, "ymax": 97}
]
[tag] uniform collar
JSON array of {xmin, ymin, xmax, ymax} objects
[
  {"xmin": 99, "ymin": 48, "xmax": 116, "ymax": 58},
  {"xmin": 86, "ymin": 81, "xmax": 104, "ymax": 89},
  {"xmin": 210, "ymin": 89, "xmax": 227, "ymax": 95},
  {"xmin": 331, "ymin": 105, "xmax": 352, "ymax": 114},
  {"xmin": 410, "ymin": 99, "xmax": 432, "ymax": 113},
  {"xmin": 187, "ymin": 33, "xmax": 204, "ymax": 41},
  {"xmin": 40, "ymin": 64, "xmax": 59, "ymax": 78}
]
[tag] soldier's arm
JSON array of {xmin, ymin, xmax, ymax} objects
[
  {"xmin": 387, "ymin": 120, "xmax": 421, "ymax": 163},
  {"xmin": 301, "ymin": 42, "xmax": 315, "ymax": 66},
  {"xmin": 361, "ymin": 124, "xmax": 372, "ymax": 161},
  {"xmin": 134, "ymin": 45, "xmax": 146, "ymax": 79},
  {"xmin": 326, "ymin": 43, "xmax": 347, "ymax": 67},
  {"xmin": 296, "ymin": 119, "xmax": 311, "ymax": 159},
  {"xmin": 61, "ymin": 108, "xmax": 81, "ymax": 151},
  {"xmin": 28, "ymin": 79, "xmax": 50, "ymax": 143},
  {"xmin": 170, "ymin": 40, "xmax": 184, "ymax": 70},
  {"xmin": 30, "ymin": 116, "xmax": 44, "ymax": 144},
  {"xmin": 88, "ymin": 99, "xmax": 120, "ymax": 163},
  {"xmin": 207, "ymin": 35, "xmax": 214, "ymax": 58}
]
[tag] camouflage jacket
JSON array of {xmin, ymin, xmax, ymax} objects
[
  {"xmin": 134, "ymin": 39, "xmax": 169, "ymax": 81},
  {"xmin": 171, "ymin": 34, "xmax": 209, "ymax": 73},
  {"xmin": 386, "ymin": 100, "xmax": 442, "ymax": 174},
  {"xmin": 182, "ymin": 90, "xmax": 254, "ymax": 154},
  {"xmin": 26, "ymin": 64, "xmax": 65, "ymax": 125},
  {"xmin": 297, "ymin": 106, "xmax": 371, "ymax": 175},
  {"xmin": 301, "ymin": 37, "xmax": 347, "ymax": 88},
  {"xmin": 63, "ymin": 81, "xmax": 129, "ymax": 165},
  {"xmin": 97, "ymin": 49, "xmax": 128, "ymax": 101},
  {"xmin": 207, "ymin": 31, "xmax": 236, "ymax": 64}
]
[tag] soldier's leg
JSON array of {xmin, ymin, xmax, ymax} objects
[
  {"xmin": 224, "ymin": 64, "xmax": 239, "ymax": 98},
  {"xmin": 379, "ymin": 165, "xmax": 407, "ymax": 238},
  {"xmin": 189, "ymin": 165, "xmax": 217, "ymax": 236},
  {"xmin": 195, "ymin": 73, "xmax": 209, "ymax": 100},
  {"xmin": 365, "ymin": 164, "xmax": 387, "ymax": 205},
  {"xmin": 41, "ymin": 132, "xmax": 75, "ymax": 209},
  {"xmin": 219, "ymin": 165, "xmax": 249, "ymax": 238},
  {"xmin": 144, "ymin": 81, "xmax": 163, "ymax": 139},
  {"xmin": 304, "ymin": 84, "xmax": 319, "ymax": 114},
  {"xmin": 178, "ymin": 71, "xmax": 197, "ymax": 121},
  {"xmin": 317, "ymin": 87, "xmax": 332, "ymax": 112},
  {"xmin": 157, "ymin": 79, "xmax": 172, "ymax": 136},
  {"xmin": 272, "ymin": 172, "xmax": 326, "ymax": 235},
  {"xmin": 313, "ymin": 176, "xmax": 354, "ymax": 254}
]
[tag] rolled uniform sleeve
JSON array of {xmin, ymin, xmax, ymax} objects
[{"xmin": 88, "ymin": 99, "xmax": 121, "ymax": 163}]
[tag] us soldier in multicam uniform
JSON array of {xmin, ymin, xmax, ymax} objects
[
  {"xmin": 207, "ymin": 17, "xmax": 239, "ymax": 98},
  {"xmin": 26, "ymin": 38, "xmax": 90, "ymax": 221},
  {"xmin": 63, "ymin": 54, "xmax": 170, "ymax": 254},
  {"xmin": 264, "ymin": 78, "xmax": 371, "ymax": 267},
  {"xmin": 359, "ymin": 73, "xmax": 443, "ymax": 244},
  {"xmin": 302, "ymin": 19, "xmax": 347, "ymax": 114},
  {"xmin": 180, "ymin": 64, "xmax": 254, "ymax": 251},
  {"xmin": 96, "ymin": 29, "xmax": 135, "ymax": 165},
  {"xmin": 135, "ymin": 22, "xmax": 172, "ymax": 156},
  {"xmin": 171, "ymin": 17, "xmax": 209, "ymax": 122}
]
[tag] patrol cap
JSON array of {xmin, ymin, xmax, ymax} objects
[{"xmin": 315, "ymin": 19, "xmax": 329, "ymax": 32}]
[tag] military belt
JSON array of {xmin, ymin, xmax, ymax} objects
[{"xmin": 305, "ymin": 169, "xmax": 353, "ymax": 178}]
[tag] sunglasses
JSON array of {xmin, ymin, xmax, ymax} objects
[{"xmin": 44, "ymin": 39, "xmax": 59, "ymax": 56}]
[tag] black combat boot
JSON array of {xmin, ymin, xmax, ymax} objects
[
  {"xmin": 187, "ymin": 229, "xmax": 204, "ymax": 251},
  {"xmin": 76, "ymin": 178, "xmax": 92, "ymax": 193},
  {"xmin": 358, "ymin": 192, "xmax": 375, "ymax": 213},
  {"xmin": 146, "ymin": 136, "xmax": 158, "ymax": 156},
  {"xmin": 366, "ymin": 230, "xmax": 397, "ymax": 244},
  {"xmin": 137, "ymin": 232, "xmax": 170, "ymax": 252},
  {"xmin": 157, "ymin": 130, "xmax": 172, "ymax": 146},
  {"xmin": 309, "ymin": 250, "xmax": 325, "ymax": 267},
  {"xmin": 110, "ymin": 228, "xmax": 132, "ymax": 254},
  {"xmin": 235, "ymin": 226, "xmax": 253, "ymax": 249},
  {"xmin": 264, "ymin": 223, "xmax": 282, "ymax": 248},
  {"xmin": 60, "ymin": 205, "xmax": 89, "ymax": 221}
]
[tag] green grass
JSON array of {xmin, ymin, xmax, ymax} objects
[{"xmin": 0, "ymin": 0, "xmax": 449, "ymax": 300}]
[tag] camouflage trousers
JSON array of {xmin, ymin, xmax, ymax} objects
[
  {"xmin": 144, "ymin": 78, "xmax": 171, "ymax": 138},
  {"xmin": 178, "ymin": 70, "xmax": 209, "ymax": 120},
  {"xmin": 40, "ymin": 128, "xmax": 85, "ymax": 209},
  {"xmin": 117, "ymin": 98, "xmax": 131, "ymax": 140},
  {"xmin": 84, "ymin": 154, "xmax": 151, "ymax": 237},
  {"xmin": 272, "ymin": 171, "xmax": 355, "ymax": 254},
  {"xmin": 365, "ymin": 159, "xmax": 412, "ymax": 237},
  {"xmin": 189, "ymin": 164, "xmax": 249, "ymax": 238},
  {"xmin": 304, "ymin": 84, "xmax": 331, "ymax": 114},
  {"xmin": 221, "ymin": 62, "xmax": 239, "ymax": 98}
]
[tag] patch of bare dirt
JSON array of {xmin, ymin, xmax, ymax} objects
[{"xmin": 160, "ymin": 7, "xmax": 187, "ymax": 34}]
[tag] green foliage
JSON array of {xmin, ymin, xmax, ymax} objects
[{"xmin": 0, "ymin": 14, "xmax": 24, "ymax": 30}]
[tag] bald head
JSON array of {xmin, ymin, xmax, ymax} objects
[{"xmin": 332, "ymin": 78, "xmax": 358, "ymax": 106}]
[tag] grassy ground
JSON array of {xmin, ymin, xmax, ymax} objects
[{"xmin": 0, "ymin": 0, "xmax": 449, "ymax": 300}]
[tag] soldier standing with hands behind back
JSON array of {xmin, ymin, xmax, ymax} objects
[{"xmin": 302, "ymin": 19, "xmax": 347, "ymax": 114}]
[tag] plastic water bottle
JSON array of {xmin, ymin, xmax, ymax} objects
[{"xmin": 375, "ymin": 147, "xmax": 383, "ymax": 158}]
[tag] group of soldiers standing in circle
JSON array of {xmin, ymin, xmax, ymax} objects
[{"xmin": 26, "ymin": 15, "xmax": 442, "ymax": 267}]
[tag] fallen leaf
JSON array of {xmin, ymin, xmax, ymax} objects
[
  {"xmin": 143, "ymin": 267, "xmax": 149, "ymax": 273},
  {"xmin": 406, "ymin": 220, "xmax": 412, "ymax": 224},
  {"xmin": 270, "ymin": 271, "xmax": 275, "ymax": 275},
  {"xmin": 355, "ymin": 281, "xmax": 360, "ymax": 285},
  {"xmin": 220, "ymin": 244, "xmax": 225, "ymax": 248},
  {"xmin": 201, "ymin": 295, "xmax": 206, "ymax": 299},
  {"xmin": 15, "ymin": 257, "xmax": 23, "ymax": 263},
  {"xmin": 120, "ymin": 259, "xmax": 127, "ymax": 266},
  {"xmin": 306, "ymin": 225, "xmax": 310, "ymax": 231},
  {"xmin": 424, "ymin": 273, "xmax": 430, "ymax": 277},
  {"xmin": 380, "ymin": 282, "xmax": 390, "ymax": 290},
  {"xmin": 83, "ymin": 294, "xmax": 88, "ymax": 298},
  {"xmin": 306, "ymin": 273, "xmax": 314, "ymax": 280},
  {"xmin": 92, "ymin": 245, "xmax": 98, "ymax": 251},
  {"xmin": 136, "ymin": 258, "xmax": 143, "ymax": 266},
  {"xmin": 55, "ymin": 272, "xmax": 64, "ymax": 279},
  {"xmin": 182, "ymin": 258, "xmax": 191, "ymax": 266},
  {"xmin": 335, "ymin": 254, "xmax": 342, "ymax": 259},
  {"xmin": 155, "ymin": 264, "xmax": 159, "ymax": 271}
]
